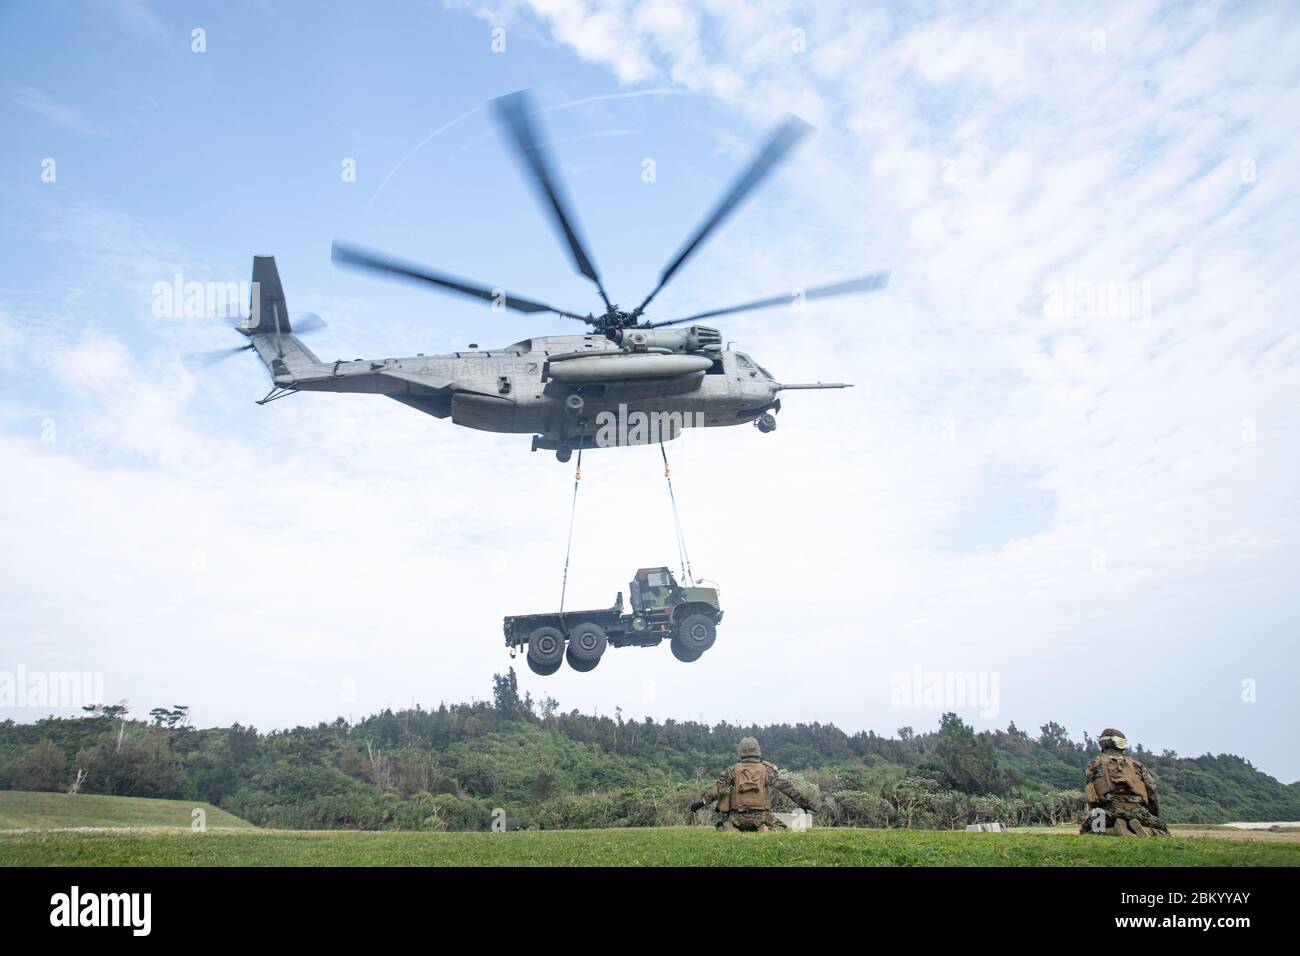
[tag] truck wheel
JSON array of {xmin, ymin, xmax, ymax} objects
[
  {"xmin": 526, "ymin": 655, "xmax": 561, "ymax": 676},
  {"xmin": 567, "ymin": 622, "xmax": 607, "ymax": 663},
  {"xmin": 526, "ymin": 626, "xmax": 565, "ymax": 670},
  {"xmin": 566, "ymin": 645, "xmax": 600, "ymax": 672},
  {"xmin": 670, "ymin": 637, "xmax": 703, "ymax": 663},
  {"xmin": 674, "ymin": 613, "xmax": 716, "ymax": 654}
]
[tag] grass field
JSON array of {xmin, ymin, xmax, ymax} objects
[
  {"xmin": 0, "ymin": 791, "xmax": 253, "ymax": 831},
  {"xmin": 4, "ymin": 825, "xmax": 1299, "ymax": 867},
  {"xmin": 3, "ymin": 791, "xmax": 1296, "ymax": 866}
]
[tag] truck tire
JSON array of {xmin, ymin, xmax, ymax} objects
[
  {"xmin": 567, "ymin": 622, "xmax": 607, "ymax": 663},
  {"xmin": 674, "ymin": 613, "xmax": 716, "ymax": 655},
  {"xmin": 526, "ymin": 655, "xmax": 561, "ymax": 676},
  {"xmin": 566, "ymin": 645, "xmax": 600, "ymax": 672},
  {"xmin": 526, "ymin": 626, "xmax": 565, "ymax": 670},
  {"xmin": 670, "ymin": 636, "xmax": 703, "ymax": 663}
]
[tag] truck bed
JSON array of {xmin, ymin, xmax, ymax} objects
[{"xmin": 502, "ymin": 603, "xmax": 621, "ymax": 646}]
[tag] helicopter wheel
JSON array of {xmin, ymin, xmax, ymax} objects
[
  {"xmin": 756, "ymin": 413, "xmax": 777, "ymax": 434},
  {"xmin": 555, "ymin": 447, "xmax": 573, "ymax": 463}
]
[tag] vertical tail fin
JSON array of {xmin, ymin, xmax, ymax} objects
[
  {"xmin": 244, "ymin": 254, "xmax": 293, "ymax": 334},
  {"xmin": 241, "ymin": 255, "xmax": 320, "ymax": 377}
]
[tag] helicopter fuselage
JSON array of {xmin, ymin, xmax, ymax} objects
[{"xmin": 270, "ymin": 331, "xmax": 786, "ymax": 455}]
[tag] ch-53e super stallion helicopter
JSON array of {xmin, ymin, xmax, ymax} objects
[{"xmin": 210, "ymin": 91, "xmax": 889, "ymax": 461}]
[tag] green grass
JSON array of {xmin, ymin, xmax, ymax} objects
[
  {"xmin": 0, "ymin": 790, "xmax": 252, "ymax": 831},
  {"xmin": 3, "ymin": 825, "xmax": 1298, "ymax": 867}
]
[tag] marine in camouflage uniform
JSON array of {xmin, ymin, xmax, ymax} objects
[
  {"xmin": 690, "ymin": 737, "xmax": 815, "ymax": 832},
  {"xmin": 1079, "ymin": 728, "xmax": 1170, "ymax": 837}
]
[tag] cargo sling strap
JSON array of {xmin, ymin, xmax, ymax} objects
[
  {"xmin": 659, "ymin": 439, "xmax": 694, "ymax": 587},
  {"xmin": 558, "ymin": 425, "xmax": 586, "ymax": 617},
  {"xmin": 558, "ymin": 433, "xmax": 696, "ymax": 618}
]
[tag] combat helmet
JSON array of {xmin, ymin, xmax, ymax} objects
[
  {"xmin": 738, "ymin": 736, "xmax": 762, "ymax": 758},
  {"xmin": 1099, "ymin": 728, "xmax": 1128, "ymax": 751}
]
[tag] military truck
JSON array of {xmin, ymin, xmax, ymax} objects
[{"xmin": 504, "ymin": 567, "xmax": 723, "ymax": 675}]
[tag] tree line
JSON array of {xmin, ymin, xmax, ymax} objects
[{"xmin": 1, "ymin": 669, "xmax": 1295, "ymax": 830}]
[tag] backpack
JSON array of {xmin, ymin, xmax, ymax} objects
[
  {"xmin": 730, "ymin": 760, "xmax": 770, "ymax": 810},
  {"xmin": 1093, "ymin": 752, "xmax": 1148, "ymax": 803}
]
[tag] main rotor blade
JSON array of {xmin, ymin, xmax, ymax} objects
[
  {"xmin": 644, "ymin": 271, "xmax": 891, "ymax": 328},
  {"xmin": 634, "ymin": 116, "xmax": 811, "ymax": 317},
  {"xmin": 492, "ymin": 90, "xmax": 612, "ymax": 311},
  {"xmin": 331, "ymin": 241, "xmax": 590, "ymax": 321}
]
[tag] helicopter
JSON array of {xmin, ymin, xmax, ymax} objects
[{"xmin": 210, "ymin": 91, "xmax": 889, "ymax": 462}]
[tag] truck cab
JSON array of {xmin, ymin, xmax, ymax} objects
[{"xmin": 629, "ymin": 567, "xmax": 680, "ymax": 614}]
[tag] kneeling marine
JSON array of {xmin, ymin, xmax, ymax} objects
[
  {"xmin": 690, "ymin": 737, "xmax": 815, "ymax": 832},
  {"xmin": 1080, "ymin": 728, "xmax": 1170, "ymax": 837}
]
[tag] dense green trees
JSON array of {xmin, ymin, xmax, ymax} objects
[
  {"xmin": 16, "ymin": 739, "xmax": 65, "ymax": 792},
  {"xmin": 930, "ymin": 713, "xmax": 1018, "ymax": 795},
  {"xmin": 1, "ymin": 673, "xmax": 1295, "ymax": 830},
  {"xmin": 73, "ymin": 733, "xmax": 184, "ymax": 798}
]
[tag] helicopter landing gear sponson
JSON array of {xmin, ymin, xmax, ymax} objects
[{"xmin": 756, "ymin": 412, "xmax": 777, "ymax": 434}]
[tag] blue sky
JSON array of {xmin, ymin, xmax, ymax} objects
[{"xmin": 2, "ymin": 1, "xmax": 1298, "ymax": 784}]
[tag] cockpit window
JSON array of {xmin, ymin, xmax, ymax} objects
[
  {"xmin": 735, "ymin": 354, "xmax": 754, "ymax": 370},
  {"xmin": 647, "ymin": 571, "xmax": 670, "ymax": 587}
]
